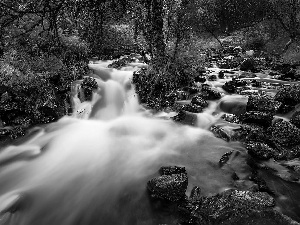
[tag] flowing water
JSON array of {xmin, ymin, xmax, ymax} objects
[{"xmin": 0, "ymin": 61, "xmax": 299, "ymax": 224}]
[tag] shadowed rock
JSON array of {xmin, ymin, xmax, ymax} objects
[
  {"xmin": 147, "ymin": 173, "xmax": 188, "ymax": 202},
  {"xmin": 246, "ymin": 94, "xmax": 281, "ymax": 113}
]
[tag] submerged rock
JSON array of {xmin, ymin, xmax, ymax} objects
[
  {"xmin": 210, "ymin": 125, "xmax": 231, "ymax": 142},
  {"xmin": 147, "ymin": 173, "xmax": 188, "ymax": 202}
]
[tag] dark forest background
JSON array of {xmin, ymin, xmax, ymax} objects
[{"xmin": 0, "ymin": 0, "xmax": 300, "ymax": 139}]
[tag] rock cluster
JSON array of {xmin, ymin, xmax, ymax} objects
[{"xmin": 147, "ymin": 166, "xmax": 299, "ymax": 225}]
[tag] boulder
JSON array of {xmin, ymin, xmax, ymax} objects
[
  {"xmin": 147, "ymin": 173, "xmax": 188, "ymax": 202},
  {"xmin": 274, "ymin": 84, "xmax": 300, "ymax": 106},
  {"xmin": 268, "ymin": 120, "xmax": 300, "ymax": 147},
  {"xmin": 246, "ymin": 142, "xmax": 278, "ymax": 160},
  {"xmin": 246, "ymin": 94, "xmax": 281, "ymax": 113},
  {"xmin": 222, "ymin": 79, "xmax": 247, "ymax": 93},
  {"xmin": 219, "ymin": 96, "xmax": 247, "ymax": 116},
  {"xmin": 197, "ymin": 88, "xmax": 222, "ymax": 100},
  {"xmin": 191, "ymin": 96, "xmax": 209, "ymax": 108}
]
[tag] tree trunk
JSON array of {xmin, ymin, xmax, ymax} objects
[{"xmin": 151, "ymin": 0, "xmax": 166, "ymax": 63}]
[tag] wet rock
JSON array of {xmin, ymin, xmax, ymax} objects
[
  {"xmin": 80, "ymin": 77, "xmax": 98, "ymax": 101},
  {"xmin": 172, "ymin": 110, "xmax": 198, "ymax": 126},
  {"xmin": 290, "ymin": 111, "xmax": 300, "ymax": 128},
  {"xmin": 246, "ymin": 142, "xmax": 278, "ymax": 160},
  {"xmin": 210, "ymin": 125, "xmax": 231, "ymax": 142},
  {"xmin": 268, "ymin": 120, "xmax": 300, "ymax": 147},
  {"xmin": 218, "ymin": 71, "xmax": 225, "ymax": 79},
  {"xmin": 221, "ymin": 113, "xmax": 240, "ymax": 123},
  {"xmin": 240, "ymin": 58, "xmax": 256, "ymax": 72},
  {"xmin": 191, "ymin": 96, "xmax": 208, "ymax": 108},
  {"xmin": 181, "ymin": 104, "xmax": 203, "ymax": 113},
  {"xmin": 170, "ymin": 90, "xmax": 189, "ymax": 101},
  {"xmin": 197, "ymin": 88, "xmax": 222, "ymax": 100},
  {"xmin": 159, "ymin": 166, "xmax": 187, "ymax": 176},
  {"xmin": 246, "ymin": 94, "xmax": 281, "ymax": 113},
  {"xmin": 208, "ymin": 74, "xmax": 217, "ymax": 81},
  {"xmin": 231, "ymin": 124, "xmax": 265, "ymax": 142},
  {"xmin": 147, "ymin": 173, "xmax": 188, "ymax": 202},
  {"xmin": 239, "ymin": 111, "xmax": 274, "ymax": 127},
  {"xmin": 219, "ymin": 96, "xmax": 247, "ymax": 116},
  {"xmin": 274, "ymin": 84, "xmax": 300, "ymax": 106},
  {"xmin": 189, "ymin": 186, "xmax": 201, "ymax": 203},
  {"xmin": 222, "ymin": 79, "xmax": 247, "ymax": 93}
]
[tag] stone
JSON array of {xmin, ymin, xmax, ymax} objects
[
  {"xmin": 246, "ymin": 94, "xmax": 281, "ymax": 113},
  {"xmin": 197, "ymin": 88, "xmax": 222, "ymax": 100},
  {"xmin": 218, "ymin": 71, "xmax": 225, "ymax": 79},
  {"xmin": 219, "ymin": 150, "xmax": 234, "ymax": 167},
  {"xmin": 268, "ymin": 120, "xmax": 300, "ymax": 147},
  {"xmin": 274, "ymin": 84, "xmax": 300, "ymax": 106},
  {"xmin": 191, "ymin": 96, "xmax": 209, "ymax": 108},
  {"xmin": 219, "ymin": 96, "xmax": 247, "ymax": 116},
  {"xmin": 172, "ymin": 110, "xmax": 198, "ymax": 126},
  {"xmin": 147, "ymin": 173, "xmax": 188, "ymax": 202},
  {"xmin": 181, "ymin": 104, "xmax": 203, "ymax": 113},
  {"xmin": 221, "ymin": 113, "xmax": 240, "ymax": 123},
  {"xmin": 189, "ymin": 186, "xmax": 202, "ymax": 203}
]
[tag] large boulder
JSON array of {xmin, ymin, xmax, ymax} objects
[
  {"xmin": 274, "ymin": 84, "xmax": 300, "ymax": 106},
  {"xmin": 246, "ymin": 94, "xmax": 281, "ymax": 113},
  {"xmin": 268, "ymin": 120, "xmax": 300, "ymax": 147},
  {"xmin": 246, "ymin": 142, "xmax": 278, "ymax": 160}
]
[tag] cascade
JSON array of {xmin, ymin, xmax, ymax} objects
[{"xmin": 0, "ymin": 60, "xmax": 298, "ymax": 224}]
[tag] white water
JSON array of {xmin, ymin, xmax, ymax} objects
[{"xmin": 0, "ymin": 61, "xmax": 248, "ymax": 225}]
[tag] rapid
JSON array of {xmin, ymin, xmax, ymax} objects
[{"xmin": 0, "ymin": 60, "xmax": 296, "ymax": 224}]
